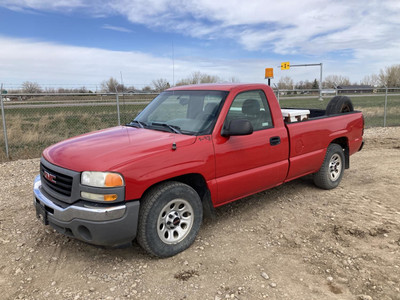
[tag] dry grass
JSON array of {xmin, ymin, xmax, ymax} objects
[
  {"xmin": 357, "ymin": 106, "xmax": 400, "ymax": 117},
  {"xmin": 1, "ymin": 109, "xmax": 122, "ymax": 161},
  {"xmin": 1, "ymin": 93, "xmax": 399, "ymax": 161}
]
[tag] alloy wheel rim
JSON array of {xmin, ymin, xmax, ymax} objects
[
  {"xmin": 157, "ymin": 198, "xmax": 194, "ymax": 244},
  {"xmin": 329, "ymin": 153, "xmax": 342, "ymax": 181}
]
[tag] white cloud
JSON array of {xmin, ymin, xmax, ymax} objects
[
  {"xmin": 102, "ymin": 24, "xmax": 132, "ymax": 33},
  {"xmin": 2, "ymin": 0, "xmax": 399, "ymax": 59},
  {"xmin": 0, "ymin": 0, "xmax": 85, "ymax": 11},
  {"xmin": 0, "ymin": 36, "xmax": 274, "ymax": 88},
  {"xmin": 0, "ymin": 34, "xmax": 396, "ymax": 89},
  {"xmin": 0, "ymin": 36, "xmax": 170, "ymax": 87},
  {"xmin": 1, "ymin": 0, "xmax": 399, "ymax": 84},
  {"xmin": 102, "ymin": 0, "xmax": 397, "ymax": 54}
]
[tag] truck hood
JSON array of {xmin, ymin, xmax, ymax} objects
[{"xmin": 43, "ymin": 126, "xmax": 197, "ymax": 171}]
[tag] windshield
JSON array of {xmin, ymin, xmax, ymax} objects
[{"xmin": 132, "ymin": 90, "xmax": 228, "ymax": 135}]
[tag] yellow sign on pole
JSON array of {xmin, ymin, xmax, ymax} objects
[
  {"xmin": 281, "ymin": 62, "xmax": 290, "ymax": 70},
  {"xmin": 265, "ymin": 68, "xmax": 274, "ymax": 78}
]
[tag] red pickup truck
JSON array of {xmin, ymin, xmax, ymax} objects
[{"xmin": 34, "ymin": 83, "xmax": 364, "ymax": 257}]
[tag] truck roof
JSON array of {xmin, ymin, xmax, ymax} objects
[{"xmin": 167, "ymin": 83, "xmax": 269, "ymax": 92}]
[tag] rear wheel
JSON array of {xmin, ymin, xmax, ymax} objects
[
  {"xmin": 314, "ymin": 143, "xmax": 345, "ymax": 190},
  {"xmin": 137, "ymin": 181, "xmax": 203, "ymax": 257},
  {"xmin": 326, "ymin": 96, "xmax": 354, "ymax": 115}
]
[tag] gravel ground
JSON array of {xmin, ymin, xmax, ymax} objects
[{"xmin": 0, "ymin": 127, "xmax": 399, "ymax": 300}]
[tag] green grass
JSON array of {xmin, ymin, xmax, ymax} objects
[
  {"xmin": 1, "ymin": 93, "xmax": 399, "ymax": 161},
  {"xmin": 0, "ymin": 103, "xmax": 148, "ymax": 161},
  {"xmin": 279, "ymin": 94, "xmax": 400, "ymax": 127}
]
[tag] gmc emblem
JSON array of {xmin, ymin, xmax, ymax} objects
[{"xmin": 44, "ymin": 171, "xmax": 57, "ymax": 184}]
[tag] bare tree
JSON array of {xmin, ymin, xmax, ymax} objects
[
  {"xmin": 198, "ymin": 73, "xmax": 220, "ymax": 84},
  {"xmin": 323, "ymin": 75, "xmax": 350, "ymax": 88},
  {"xmin": 176, "ymin": 71, "xmax": 220, "ymax": 86},
  {"xmin": 44, "ymin": 87, "xmax": 56, "ymax": 93},
  {"xmin": 22, "ymin": 81, "xmax": 42, "ymax": 93},
  {"xmin": 295, "ymin": 80, "xmax": 314, "ymax": 90},
  {"xmin": 125, "ymin": 85, "xmax": 136, "ymax": 92},
  {"xmin": 277, "ymin": 76, "xmax": 294, "ymax": 89},
  {"xmin": 360, "ymin": 74, "xmax": 379, "ymax": 86},
  {"xmin": 378, "ymin": 64, "xmax": 400, "ymax": 87},
  {"xmin": 152, "ymin": 78, "xmax": 170, "ymax": 92},
  {"xmin": 100, "ymin": 77, "xmax": 125, "ymax": 92},
  {"xmin": 142, "ymin": 86, "xmax": 153, "ymax": 92},
  {"xmin": 228, "ymin": 76, "xmax": 240, "ymax": 83},
  {"xmin": 77, "ymin": 86, "xmax": 88, "ymax": 93}
]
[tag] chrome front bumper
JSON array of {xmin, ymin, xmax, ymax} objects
[
  {"xmin": 33, "ymin": 175, "xmax": 126, "ymax": 222},
  {"xmin": 33, "ymin": 175, "xmax": 140, "ymax": 247}
]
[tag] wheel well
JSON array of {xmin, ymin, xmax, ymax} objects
[
  {"xmin": 142, "ymin": 173, "xmax": 208, "ymax": 201},
  {"xmin": 141, "ymin": 173, "xmax": 215, "ymax": 219},
  {"xmin": 172, "ymin": 173, "xmax": 208, "ymax": 199},
  {"xmin": 330, "ymin": 137, "xmax": 349, "ymax": 169}
]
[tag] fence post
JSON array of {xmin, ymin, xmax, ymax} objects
[
  {"xmin": 273, "ymin": 85, "xmax": 280, "ymax": 103},
  {"xmin": 384, "ymin": 86, "xmax": 388, "ymax": 127},
  {"xmin": 1, "ymin": 83, "xmax": 10, "ymax": 159},
  {"xmin": 115, "ymin": 89, "xmax": 121, "ymax": 126},
  {"xmin": 319, "ymin": 62, "xmax": 323, "ymax": 101}
]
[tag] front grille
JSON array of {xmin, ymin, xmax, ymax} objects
[{"xmin": 40, "ymin": 163, "xmax": 73, "ymax": 196}]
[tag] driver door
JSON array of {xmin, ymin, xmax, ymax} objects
[{"xmin": 213, "ymin": 89, "xmax": 289, "ymax": 206}]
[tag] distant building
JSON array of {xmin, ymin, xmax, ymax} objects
[{"xmin": 337, "ymin": 85, "xmax": 374, "ymax": 94}]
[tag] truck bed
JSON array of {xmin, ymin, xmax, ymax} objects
[
  {"xmin": 282, "ymin": 107, "xmax": 325, "ymax": 120},
  {"xmin": 283, "ymin": 110, "xmax": 364, "ymax": 182}
]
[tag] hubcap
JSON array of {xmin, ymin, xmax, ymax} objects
[
  {"xmin": 329, "ymin": 153, "xmax": 342, "ymax": 181},
  {"xmin": 157, "ymin": 199, "xmax": 194, "ymax": 244}
]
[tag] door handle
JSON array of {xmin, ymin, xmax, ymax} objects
[{"xmin": 270, "ymin": 136, "xmax": 281, "ymax": 146}]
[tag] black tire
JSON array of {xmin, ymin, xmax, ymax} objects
[
  {"xmin": 326, "ymin": 96, "xmax": 354, "ymax": 115},
  {"xmin": 137, "ymin": 181, "xmax": 203, "ymax": 257},
  {"xmin": 313, "ymin": 144, "xmax": 345, "ymax": 190}
]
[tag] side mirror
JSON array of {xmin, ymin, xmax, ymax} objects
[{"xmin": 221, "ymin": 119, "xmax": 253, "ymax": 137}]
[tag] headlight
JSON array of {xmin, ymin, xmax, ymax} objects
[{"xmin": 81, "ymin": 171, "xmax": 124, "ymax": 188}]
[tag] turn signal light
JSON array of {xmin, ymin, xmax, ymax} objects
[
  {"xmin": 105, "ymin": 173, "xmax": 123, "ymax": 187},
  {"xmin": 104, "ymin": 194, "xmax": 118, "ymax": 201},
  {"xmin": 81, "ymin": 192, "xmax": 118, "ymax": 202}
]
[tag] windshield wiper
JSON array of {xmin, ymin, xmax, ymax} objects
[
  {"xmin": 127, "ymin": 120, "xmax": 146, "ymax": 128},
  {"xmin": 151, "ymin": 122, "xmax": 182, "ymax": 134}
]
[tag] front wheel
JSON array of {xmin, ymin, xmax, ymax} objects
[
  {"xmin": 313, "ymin": 143, "xmax": 345, "ymax": 190},
  {"xmin": 137, "ymin": 181, "xmax": 203, "ymax": 257}
]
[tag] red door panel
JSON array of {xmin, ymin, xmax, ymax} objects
[{"xmin": 213, "ymin": 127, "xmax": 289, "ymax": 206}]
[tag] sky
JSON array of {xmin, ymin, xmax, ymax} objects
[{"xmin": 0, "ymin": 0, "xmax": 399, "ymax": 90}]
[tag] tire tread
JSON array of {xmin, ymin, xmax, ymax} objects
[
  {"xmin": 137, "ymin": 181, "xmax": 202, "ymax": 257},
  {"xmin": 314, "ymin": 143, "xmax": 345, "ymax": 190},
  {"xmin": 326, "ymin": 96, "xmax": 354, "ymax": 115}
]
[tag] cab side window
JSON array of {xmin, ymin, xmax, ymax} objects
[{"xmin": 224, "ymin": 90, "xmax": 273, "ymax": 131}]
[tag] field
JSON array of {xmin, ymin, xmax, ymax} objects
[
  {"xmin": 279, "ymin": 94, "xmax": 400, "ymax": 127},
  {"xmin": 1, "ymin": 92, "xmax": 399, "ymax": 162},
  {"xmin": 0, "ymin": 127, "xmax": 399, "ymax": 300},
  {"xmin": 0, "ymin": 94, "xmax": 152, "ymax": 161}
]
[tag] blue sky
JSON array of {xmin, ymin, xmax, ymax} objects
[{"xmin": 0, "ymin": 0, "xmax": 399, "ymax": 89}]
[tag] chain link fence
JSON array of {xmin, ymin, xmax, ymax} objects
[
  {"xmin": 274, "ymin": 87, "xmax": 400, "ymax": 128},
  {"xmin": 1, "ymin": 87, "xmax": 399, "ymax": 162},
  {"xmin": 0, "ymin": 91, "xmax": 156, "ymax": 161}
]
